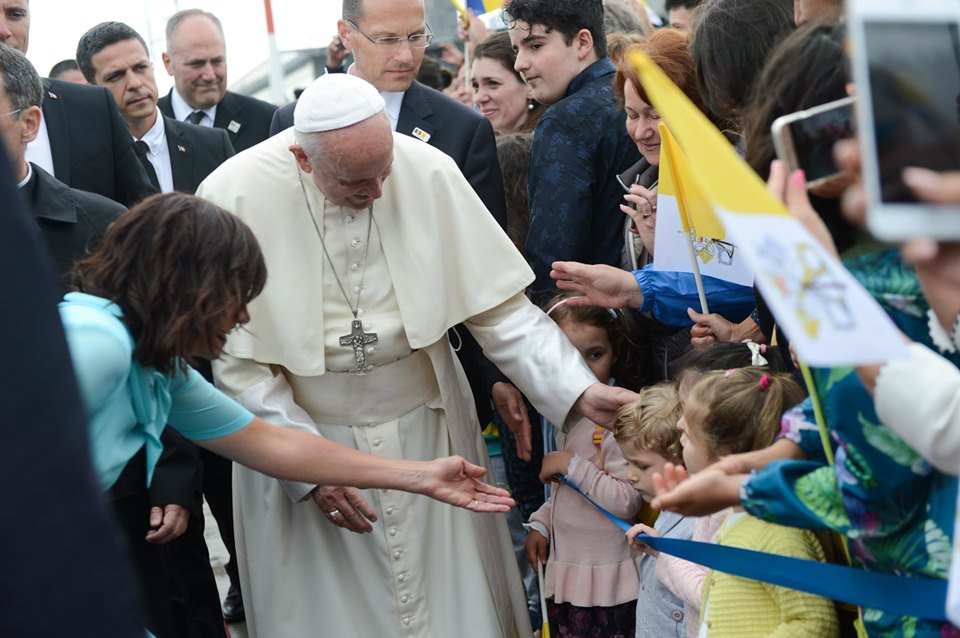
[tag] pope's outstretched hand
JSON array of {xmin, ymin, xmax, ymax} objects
[
  {"xmin": 422, "ymin": 456, "xmax": 516, "ymax": 513},
  {"xmin": 574, "ymin": 383, "xmax": 640, "ymax": 430}
]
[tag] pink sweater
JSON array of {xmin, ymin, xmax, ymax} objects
[
  {"xmin": 529, "ymin": 417, "xmax": 645, "ymax": 607},
  {"xmin": 655, "ymin": 509, "xmax": 731, "ymax": 638}
]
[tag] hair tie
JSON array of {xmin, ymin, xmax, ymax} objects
[
  {"xmin": 545, "ymin": 298, "xmax": 571, "ymax": 317},
  {"xmin": 758, "ymin": 373, "xmax": 771, "ymax": 391},
  {"xmin": 546, "ymin": 297, "xmax": 618, "ymax": 320},
  {"xmin": 724, "ymin": 368, "xmax": 737, "ymax": 378}
]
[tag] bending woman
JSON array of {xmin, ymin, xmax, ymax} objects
[{"xmin": 61, "ymin": 192, "xmax": 513, "ymax": 511}]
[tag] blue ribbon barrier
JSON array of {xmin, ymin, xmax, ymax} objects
[{"xmin": 558, "ymin": 476, "xmax": 949, "ymax": 621}]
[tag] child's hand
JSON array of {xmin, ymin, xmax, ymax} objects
[
  {"xmin": 626, "ymin": 523, "xmax": 660, "ymax": 557},
  {"xmin": 524, "ymin": 530, "xmax": 549, "ymax": 569},
  {"xmin": 539, "ymin": 451, "xmax": 573, "ymax": 483}
]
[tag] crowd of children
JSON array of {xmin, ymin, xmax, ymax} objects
[{"xmin": 524, "ymin": 294, "xmax": 848, "ymax": 637}]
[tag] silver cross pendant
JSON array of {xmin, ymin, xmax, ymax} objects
[{"xmin": 339, "ymin": 319, "xmax": 379, "ymax": 374}]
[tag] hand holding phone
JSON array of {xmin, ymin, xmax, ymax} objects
[{"xmin": 772, "ymin": 97, "xmax": 856, "ymax": 191}]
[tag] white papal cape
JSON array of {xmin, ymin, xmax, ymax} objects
[{"xmin": 197, "ymin": 130, "xmax": 596, "ymax": 638}]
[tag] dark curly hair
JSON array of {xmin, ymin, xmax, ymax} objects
[
  {"xmin": 72, "ymin": 193, "xmax": 267, "ymax": 374},
  {"xmin": 504, "ymin": 0, "xmax": 608, "ymax": 59}
]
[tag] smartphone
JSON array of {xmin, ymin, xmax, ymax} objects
[
  {"xmin": 848, "ymin": 0, "xmax": 960, "ymax": 240},
  {"xmin": 771, "ymin": 97, "xmax": 856, "ymax": 190}
]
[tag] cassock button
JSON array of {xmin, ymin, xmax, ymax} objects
[
  {"xmin": 351, "ymin": 239, "xmax": 361, "ymax": 249},
  {"xmin": 393, "ymin": 550, "xmax": 403, "ymax": 560},
  {"xmin": 353, "ymin": 285, "xmax": 361, "ymax": 293},
  {"xmin": 401, "ymin": 595, "xmax": 409, "ymax": 604},
  {"xmin": 398, "ymin": 573, "xmax": 407, "ymax": 582},
  {"xmin": 389, "ymin": 527, "xmax": 398, "ymax": 536},
  {"xmin": 350, "ymin": 263, "xmax": 359, "ymax": 271},
  {"xmin": 402, "ymin": 617, "xmax": 411, "ymax": 626},
  {"xmin": 373, "ymin": 438, "xmax": 384, "ymax": 447},
  {"xmin": 386, "ymin": 506, "xmax": 396, "ymax": 515},
  {"xmin": 345, "ymin": 215, "xmax": 354, "ymax": 224}
]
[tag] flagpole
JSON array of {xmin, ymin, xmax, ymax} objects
[
  {"xmin": 684, "ymin": 231, "xmax": 711, "ymax": 315},
  {"xmin": 263, "ymin": 0, "xmax": 286, "ymax": 106}
]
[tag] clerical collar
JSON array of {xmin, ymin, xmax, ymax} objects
[
  {"xmin": 16, "ymin": 161, "xmax": 32, "ymax": 189},
  {"xmin": 135, "ymin": 109, "xmax": 166, "ymax": 154},
  {"xmin": 171, "ymin": 88, "xmax": 217, "ymax": 126},
  {"xmin": 347, "ymin": 64, "xmax": 405, "ymax": 132}
]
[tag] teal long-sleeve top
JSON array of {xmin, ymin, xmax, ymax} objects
[{"xmin": 59, "ymin": 292, "xmax": 254, "ymax": 491}]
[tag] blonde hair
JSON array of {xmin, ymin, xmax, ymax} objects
[
  {"xmin": 614, "ymin": 383, "xmax": 683, "ymax": 462},
  {"xmin": 689, "ymin": 367, "xmax": 805, "ymax": 456}
]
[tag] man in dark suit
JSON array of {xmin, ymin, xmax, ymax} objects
[
  {"xmin": 78, "ymin": 22, "xmax": 235, "ymax": 195},
  {"xmin": 0, "ymin": 1, "xmax": 155, "ymax": 206},
  {"xmin": 76, "ymin": 22, "xmax": 236, "ymax": 636},
  {"xmin": 158, "ymin": 9, "xmax": 276, "ymax": 153},
  {"xmin": 0, "ymin": 71, "xmax": 142, "ymax": 638}
]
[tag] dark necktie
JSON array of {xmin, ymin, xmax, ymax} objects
[
  {"xmin": 133, "ymin": 140, "xmax": 161, "ymax": 191},
  {"xmin": 187, "ymin": 110, "xmax": 205, "ymax": 125}
]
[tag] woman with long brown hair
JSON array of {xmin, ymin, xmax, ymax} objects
[{"xmin": 61, "ymin": 193, "xmax": 512, "ymax": 507}]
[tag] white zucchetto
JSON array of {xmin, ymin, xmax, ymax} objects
[{"xmin": 294, "ymin": 73, "xmax": 387, "ymax": 133}]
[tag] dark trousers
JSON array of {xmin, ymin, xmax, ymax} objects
[
  {"xmin": 165, "ymin": 494, "xmax": 227, "ymax": 637},
  {"xmin": 109, "ymin": 449, "xmax": 226, "ymax": 638},
  {"xmin": 109, "ymin": 453, "xmax": 179, "ymax": 638}
]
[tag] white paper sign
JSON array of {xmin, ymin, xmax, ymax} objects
[
  {"xmin": 654, "ymin": 194, "xmax": 755, "ymax": 287},
  {"xmin": 718, "ymin": 209, "xmax": 908, "ymax": 366}
]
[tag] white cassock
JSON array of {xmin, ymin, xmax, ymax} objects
[{"xmin": 197, "ymin": 129, "xmax": 597, "ymax": 638}]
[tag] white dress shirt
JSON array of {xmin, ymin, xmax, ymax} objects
[
  {"xmin": 16, "ymin": 161, "xmax": 32, "ymax": 189},
  {"xmin": 170, "ymin": 89, "xmax": 217, "ymax": 128},
  {"xmin": 25, "ymin": 115, "xmax": 55, "ymax": 176},
  {"xmin": 346, "ymin": 64, "xmax": 404, "ymax": 132},
  {"xmin": 381, "ymin": 91, "xmax": 404, "ymax": 132},
  {"xmin": 136, "ymin": 111, "xmax": 174, "ymax": 193}
]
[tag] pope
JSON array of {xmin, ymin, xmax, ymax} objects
[{"xmin": 198, "ymin": 73, "xmax": 637, "ymax": 638}]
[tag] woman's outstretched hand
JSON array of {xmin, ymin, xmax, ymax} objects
[
  {"xmin": 550, "ymin": 261, "xmax": 644, "ymax": 310},
  {"xmin": 421, "ymin": 456, "xmax": 516, "ymax": 513},
  {"xmin": 650, "ymin": 463, "xmax": 744, "ymax": 517}
]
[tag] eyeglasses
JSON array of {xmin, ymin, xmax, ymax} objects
[
  {"xmin": 347, "ymin": 20, "xmax": 434, "ymax": 48},
  {"xmin": 0, "ymin": 108, "xmax": 23, "ymax": 119}
]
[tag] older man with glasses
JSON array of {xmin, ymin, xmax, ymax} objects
[{"xmin": 272, "ymin": 0, "xmax": 510, "ymax": 467}]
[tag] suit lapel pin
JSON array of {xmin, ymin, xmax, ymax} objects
[
  {"xmin": 227, "ymin": 120, "xmax": 242, "ymax": 134},
  {"xmin": 47, "ymin": 91, "xmax": 59, "ymax": 100},
  {"xmin": 412, "ymin": 127, "xmax": 432, "ymax": 143},
  {"xmin": 177, "ymin": 144, "xmax": 187, "ymax": 154}
]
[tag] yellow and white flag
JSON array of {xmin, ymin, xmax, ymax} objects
[
  {"xmin": 654, "ymin": 123, "xmax": 754, "ymax": 287},
  {"xmin": 630, "ymin": 52, "xmax": 906, "ymax": 366}
]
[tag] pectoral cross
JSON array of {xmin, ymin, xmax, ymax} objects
[{"xmin": 340, "ymin": 319, "xmax": 379, "ymax": 374}]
